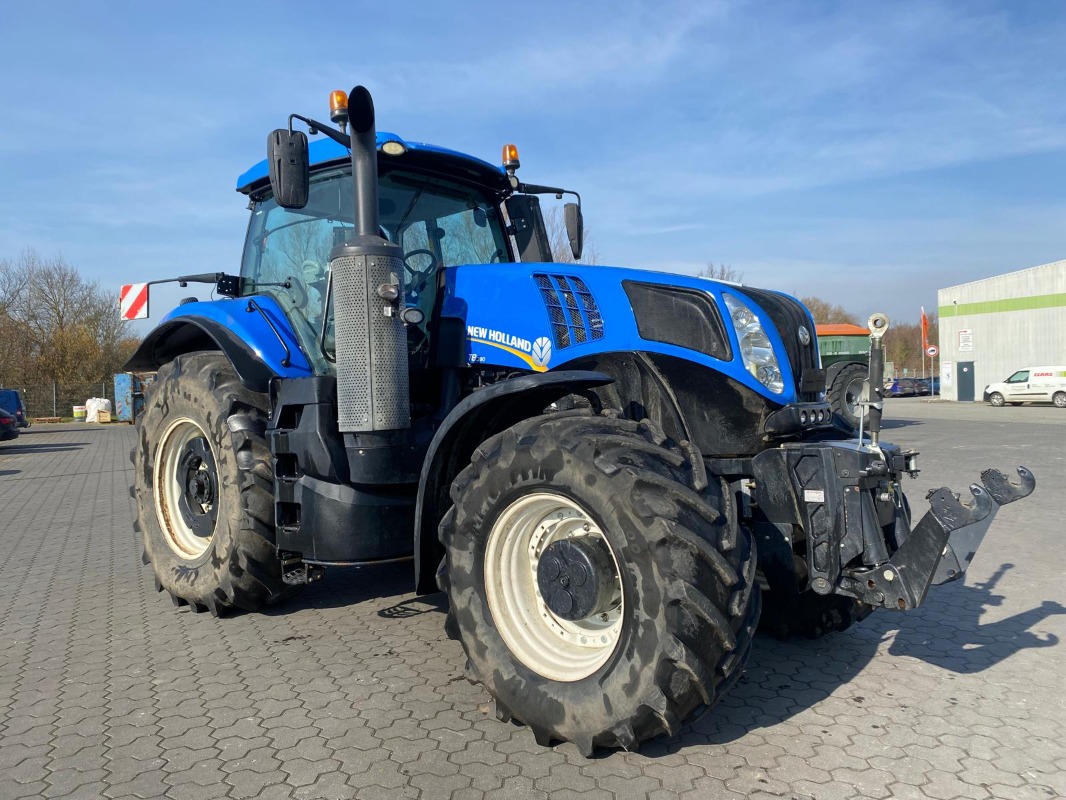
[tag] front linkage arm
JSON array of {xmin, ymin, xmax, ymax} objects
[
  {"xmin": 840, "ymin": 466, "xmax": 1034, "ymax": 610},
  {"xmin": 753, "ymin": 440, "xmax": 1036, "ymax": 611}
]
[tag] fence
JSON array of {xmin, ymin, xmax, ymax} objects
[{"xmin": 10, "ymin": 381, "xmax": 117, "ymax": 420}]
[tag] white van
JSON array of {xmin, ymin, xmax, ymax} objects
[{"xmin": 983, "ymin": 366, "xmax": 1066, "ymax": 407}]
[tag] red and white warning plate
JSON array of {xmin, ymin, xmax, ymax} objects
[{"xmin": 120, "ymin": 283, "xmax": 149, "ymax": 320}]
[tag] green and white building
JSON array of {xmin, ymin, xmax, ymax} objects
[{"xmin": 938, "ymin": 259, "xmax": 1066, "ymax": 401}]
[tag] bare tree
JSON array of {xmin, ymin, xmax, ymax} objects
[
  {"xmin": 799, "ymin": 296, "xmax": 859, "ymax": 325},
  {"xmin": 544, "ymin": 206, "xmax": 599, "ymax": 264},
  {"xmin": 884, "ymin": 314, "xmax": 939, "ymax": 377},
  {"xmin": 0, "ymin": 250, "xmax": 141, "ymax": 386},
  {"xmin": 697, "ymin": 262, "xmax": 744, "ymax": 283}
]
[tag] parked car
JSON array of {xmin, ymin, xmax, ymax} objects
[
  {"xmin": 984, "ymin": 366, "xmax": 1066, "ymax": 407},
  {"xmin": 0, "ymin": 388, "xmax": 30, "ymax": 427},
  {"xmin": 0, "ymin": 407, "xmax": 19, "ymax": 441},
  {"xmin": 913, "ymin": 379, "xmax": 932, "ymax": 396},
  {"xmin": 886, "ymin": 378, "xmax": 920, "ymax": 397}
]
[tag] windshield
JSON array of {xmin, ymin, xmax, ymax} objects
[{"xmin": 241, "ymin": 166, "xmax": 510, "ymax": 371}]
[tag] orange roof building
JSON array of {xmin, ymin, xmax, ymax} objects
[{"xmin": 816, "ymin": 324, "xmax": 870, "ymax": 337}]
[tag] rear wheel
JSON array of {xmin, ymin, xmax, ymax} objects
[
  {"xmin": 134, "ymin": 353, "xmax": 289, "ymax": 615},
  {"xmin": 827, "ymin": 364, "xmax": 868, "ymax": 429},
  {"xmin": 989, "ymin": 392, "xmax": 1005, "ymax": 407},
  {"xmin": 440, "ymin": 411, "xmax": 759, "ymax": 754},
  {"xmin": 1053, "ymin": 392, "xmax": 1066, "ymax": 408}
]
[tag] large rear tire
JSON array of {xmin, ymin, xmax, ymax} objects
[
  {"xmin": 440, "ymin": 411, "xmax": 759, "ymax": 754},
  {"xmin": 134, "ymin": 353, "xmax": 289, "ymax": 615},
  {"xmin": 827, "ymin": 363, "xmax": 868, "ymax": 430}
]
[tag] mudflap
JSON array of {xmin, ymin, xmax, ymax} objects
[{"xmin": 841, "ymin": 466, "xmax": 1035, "ymax": 610}]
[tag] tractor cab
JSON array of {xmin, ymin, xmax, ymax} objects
[
  {"xmin": 235, "ymin": 120, "xmax": 578, "ymax": 376},
  {"xmin": 238, "ymin": 154, "xmax": 512, "ymax": 372}
]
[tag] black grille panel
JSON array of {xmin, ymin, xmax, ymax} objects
[
  {"xmin": 534, "ymin": 274, "xmax": 604, "ymax": 349},
  {"xmin": 736, "ymin": 287, "xmax": 820, "ymax": 401},
  {"xmin": 623, "ymin": 282, "xmax": 731, "ymax": 361}
]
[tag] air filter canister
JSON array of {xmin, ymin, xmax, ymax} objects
[{"xmin": 329, "ymin": 239, "xmax": 410, "ymax": 432}]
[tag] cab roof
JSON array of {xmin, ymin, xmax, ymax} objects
[{"xmin": 236, "ymin": 131, "xmax": 509, "ymax": 196}]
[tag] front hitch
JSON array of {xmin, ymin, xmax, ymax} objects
[
  {"xmin": 929, "ymin": 466, "xmax": 1036, "ymax": 586},
  {"xmin": 841, "ymin": 466, "xmax": 1035, "ymax": 609}
]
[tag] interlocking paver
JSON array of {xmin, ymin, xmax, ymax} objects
[{"xmin": 2, "ymin": 409, "xmax": 1065, "ymax": 800}]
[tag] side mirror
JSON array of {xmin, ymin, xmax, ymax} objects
[
  {"xmin": 267, "ymin": 129, "xmax": 309, "ymax": 209},
  {"xmin": 564, "ymin": 202, "xmax": 584, "ymax": 261}
]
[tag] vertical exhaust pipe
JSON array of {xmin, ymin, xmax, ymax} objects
[
  {"xmin": 349, "ymin": 87, "xmax": 380, "ymax": 240},
  {"xmin": 329, "ymin": 86, "xmax": 410, "ymax": 433}
]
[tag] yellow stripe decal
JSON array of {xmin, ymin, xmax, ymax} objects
[{"xmin": 470, "ymin": 338, "xmax": 547, "ymax": 372}]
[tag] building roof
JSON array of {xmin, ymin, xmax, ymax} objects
[{"xmin": 816, "ymin": 323, "xmax": 870, "ymax": 336}]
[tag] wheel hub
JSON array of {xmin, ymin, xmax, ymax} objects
[
  {"xmin": 178, "ymin": 439, "xmax": 218, "ymax": 538},
  {"xmin": 186, "ymin": 467, "xmax": 214, "ymax": 505},
  {"xmin": 537, "ymin": 537, "xmax": 616, "ymax": 621}
]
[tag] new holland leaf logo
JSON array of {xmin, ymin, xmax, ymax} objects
[
  {"xmin": 532, "ymin": 337, "xmax": 553, "ymax": 368},
  {"xmin": 466, "ymin": 326, "xmax": 553, "ymax": 372}
]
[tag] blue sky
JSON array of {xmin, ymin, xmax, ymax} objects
[{"xmin": 1, "ymin": 1, "xmax": 1063, "ymax": 327}]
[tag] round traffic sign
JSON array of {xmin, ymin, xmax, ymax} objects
[{"xmin": 926, "ymin": 345, "xmax": 939, "ymax": 357}]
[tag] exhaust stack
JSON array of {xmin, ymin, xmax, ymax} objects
[{"xmin": 329, "ymin": 86, "xmax": 409, "ymax": 432}]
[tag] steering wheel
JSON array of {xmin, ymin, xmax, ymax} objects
[
  {"xmin": 403, "ymin": 249, "xmax": 439, "ymax": 279},
  {"xmin": 403, "ymin": 249, "xmax": 439, "ymax": 296}
]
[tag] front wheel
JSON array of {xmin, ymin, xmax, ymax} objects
[
  {"xmin": 440, "ymin": 411, "xmax": 759, "ymax": 754},
  {"xmin": 134, "ymin": 353, "xmax": 290, "ymax": 615},
  {"xmin": 827, "ymin": 363, "xmax": 868, "ymax": 430},
  {"xmin": 989, "ymin": 392, "xmax": 1005, "ymax": 407}
]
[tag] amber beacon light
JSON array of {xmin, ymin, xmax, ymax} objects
[
  {"xmin": 330, "ymin": 90, "xmax": 349, "ymax": 130},
  {"xmin": 502, "ymin": 143, "xmax": 520, "ymax": 175}
]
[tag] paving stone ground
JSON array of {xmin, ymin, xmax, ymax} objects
[{"xmin": 1, "ymin": 400, "xmax": 1063, "ymax": 800}]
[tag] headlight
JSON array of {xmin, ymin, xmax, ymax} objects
[{"xmin": 724, "ymin": 293, "xmax": 785, "ymax": 394}]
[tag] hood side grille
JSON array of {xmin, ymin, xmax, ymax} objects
[{"xmin": 534, "ymin": 274, "xmax": 604, "ymax": 350}]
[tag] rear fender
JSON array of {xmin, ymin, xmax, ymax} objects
[
  {"xmin": 124, "ymin": 298, "xmax": 313, "ymax": 393},
  {"xmin": 413, "ymin": 370, "xmax": 613, "ymax": 594}
]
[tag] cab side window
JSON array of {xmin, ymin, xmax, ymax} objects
[{"xmin": 1007, "ymin": 371, "xmax": 1029, "ymax": 383}]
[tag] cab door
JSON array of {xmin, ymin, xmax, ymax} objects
[{"xmin": 1003, "ymin": 370, "xmax": 1031, "ymax": 402}]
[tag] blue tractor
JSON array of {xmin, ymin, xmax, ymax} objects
[{"xmin": 127, "ymin": 86, "xmax": 1034, "ymax": 754}]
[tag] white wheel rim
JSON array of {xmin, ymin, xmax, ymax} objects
[
  {"xmin": 484, "ymin": 492, "xmax": 624, "ymax": 682},
  {"xmin": 154, "ymin": 417, "xmax": 217, "ymax": 559},
  {"xmin": 844, "ymin": 375, "xmax": 865, "ymax": 419}
]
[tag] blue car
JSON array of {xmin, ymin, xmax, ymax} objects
[
  {"xmin": 0, "ymin": 389, "xmax": 30, "ymax": 427},
  {"xmin": 886, "ymin": 378, "xmax": 919, "ymax": 397}
]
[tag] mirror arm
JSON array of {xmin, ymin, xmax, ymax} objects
[
  {"xmin": 288, "ymin": 114, "xmax": 352, "ymax": 148},
  {"xmin": 518, "ymin": 183, "xmax": 582, "ymax": 207},
  {"xmin": 147, "ymin": 273, "xmax": 242, "ymax": 298}
]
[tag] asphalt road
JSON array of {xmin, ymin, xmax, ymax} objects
[{"xmin": 1, "ymin": 402, "xmax": 1063, "ymax": 800}]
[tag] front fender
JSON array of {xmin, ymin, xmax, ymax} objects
[
  {"xmin": 413, "ymin": 369, "xmax": 613, "ymax": 594},
  {"xmin": 124, "ymin": 297, "xmax": 314, "ymax": 392}
]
